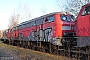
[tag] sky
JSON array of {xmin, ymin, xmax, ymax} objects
[{"xmin": 0, "ymin": 0, "xmax": 64, "ymax": 30}]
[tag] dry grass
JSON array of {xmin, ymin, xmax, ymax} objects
[{"xmin": 0, "ymin": 42, "xmax": 65, "ymax": 60}]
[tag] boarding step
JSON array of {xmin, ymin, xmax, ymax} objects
[
  {"xmin": 37, "ymin": 41, "xmax": 41, "ymax": 47},
  {"xmin": 58, "ymin": 49, "xmax": 64, "ymax": 51},
  {"xmin": 58, "ymin": 46, "xmax": 64, "ymax": 50}
]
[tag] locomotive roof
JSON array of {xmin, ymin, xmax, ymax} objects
[
  {"xmin": 16, "ymin": 12, "xmax": 67, "ymax": 27},
  {"xmin": 23, "ymin": 12, "xmax": 67, "ymax": 22},
  {"xmin": 34, "ymin": 12, "xmax": 67, "ymax": 19}
]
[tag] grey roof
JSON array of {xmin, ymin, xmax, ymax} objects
[{"xmin": 15, "ymin": 12, "xmax": 67, "ymax": 27}]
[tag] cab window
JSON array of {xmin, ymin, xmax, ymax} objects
[
  {"xmin": 70, "ymin": 15, "xmax": 75, "ymax": 22},
  {"xmin": 82, "ymin": 6, "xmax": 90, "ymax": 16},
  {"xmin": 60, "ymin": 14, "xmax": 70, "ymax": 21},
  {"xmin": 45, "ymin": 16, "xmax": 54, "ymax": 22}
]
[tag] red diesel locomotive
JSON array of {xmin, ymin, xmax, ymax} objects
[
  {"xmin": 3, "ymin": 12, "xmax": 75, "ymax": 52},
  {"xmin": 76, "ymin": 3, "xmax": 90, "ymax": 47}
]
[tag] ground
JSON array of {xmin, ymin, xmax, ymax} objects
[
  {"xmin": 0, "ymin": 42, "xmax": 68, "ymax": 60},
  {"xmin": 0, "ymin": 41, "xmax": 76, "ymax": 60},
  {"xmin": 0, "ymin": 47, "xmax": 23, "ymax": 60}
]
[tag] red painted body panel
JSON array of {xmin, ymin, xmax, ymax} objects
[
  {"xmin": 22, "ymin": 26, "xmax": 36, "ymax": 38},
  {"xmin": 54, "ymin": 14, "xmax": 62, "ymax": 37},
  {"xmin": 76, "ymin": 4, "xmax": 90, "ymax": 36},
  {"xmin": 7, "ymin": 29, "xmax": 11, "ymax": 39}
]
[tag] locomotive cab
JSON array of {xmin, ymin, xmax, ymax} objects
[
  {"xmin": 52, "ymin": 13, "xmax": 76, "ymax": 46},
  {"xmin": 76, "ymin": 3, "xmax": 90, "ymax": 47},
  {"xmin": 60, "ymin": 14, "xmax": 75, "ymax": 37}
]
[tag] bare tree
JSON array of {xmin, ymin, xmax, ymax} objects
[
  {"xmin": 57, "ymin": 0, "xmax": 90, "ymax": 16},
  {"xmin": 8, "ymin": 3, "xmax": 32, "ymax": 29},
  {"xmin": 65, "ymin": 0, "xmax": 89, "ymax": 16},
  {"xmin": 8, "ymin": 12, "xmax": 20, "ymax": 29}
]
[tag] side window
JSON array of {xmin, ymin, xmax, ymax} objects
[
  {"xmin": 17, "ymin": 26, "xmax": 19, "ymax": 30},
  {"xmin": 45, "ymin": 16, "xmax": 54, "ymax": 22},
  {"xmin": 22, "ymin": 24, "xmax": 26, "ymax": 28},
  {"xmin": 41, "ymin": 18, "xmax": 44, "ymax": 23},
  {"xmin": 24, "ymin": 24, "xmax": 26, "ymax": 28},
  {"xmin": 20, "ymin": 25, "xmax": 22, "ymax": 29},
  {"xmin": 26, "ymin": 23, "xmax": 30, "ymax": 28},
  {"xmin": 49, "ymin": 16, "xmax": 54, "ymax": 22},
  {"xmin": 29, "ymin": 22, "xmax": 32, "ymax": 27},
  {"xmin": 26, "ymin": 22, "xmax": 31, "ymax": 27},
  {"xmin": 33, "ymin": 21, "xmax": 36, "ymax": 26},
  {"xmin": 30, "ymin": 21, "xmax": 36, "ymax": 26},
  {"xmin": 21, "ymin": 25, "xmax": 24, "ymax": 29},
  {"xmin": 18, "ymin": 26, "xmax": 20, "ymax": 30},
  {"xmin": 45, "ymin": 17, "xmax": 49, "ymax": 22},
  {"xmin": 82, "ymin": 6, "xmax": 90, "ymax": 16},
  {"xmin": 36, "ymin": 18, "xmax": 44, "ymax": 25}
]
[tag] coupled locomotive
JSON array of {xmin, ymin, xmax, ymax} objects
[
  {"xmin": 71, "ymin": 3, "xmax": 90, "ymax": 60},
  {"xmin": 76, "ymin": 3, "xmax": 90, "ymax": 47}
]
